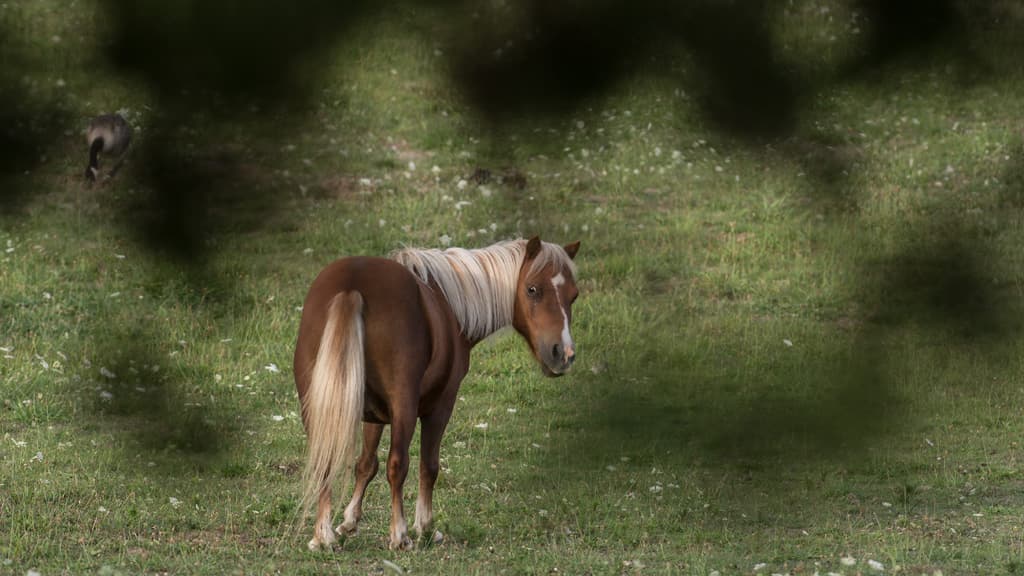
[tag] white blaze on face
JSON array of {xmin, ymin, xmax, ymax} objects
[{"xmin": 550, "ymin": 272, "xmax": 574, "ymax": 358}]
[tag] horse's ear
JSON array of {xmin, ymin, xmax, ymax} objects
[
  {"xmin": 526, "ymin": 236, "xmax": 542, "ymax": 259},
  {"xmin": 563, "ymin": 241, "xmax": 580, "ymax": 260}
]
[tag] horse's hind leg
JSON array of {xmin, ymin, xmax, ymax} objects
[
  {"xmin": 337, "ymin": 422, "xmax": 384, "ymax": 536},
  {"xmin": 413, "ymin": 409, "xmax": 452, "ymax": 544},
  {"xmin": 386, "ymin": 406, "xmax": 417, "ymax": 550},
  {"xmin": 309, "ymin": 484, "xmax": 336, "ymax": 550}
]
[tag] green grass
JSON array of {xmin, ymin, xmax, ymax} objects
[{"xmin": 4, "ymin": 1, "xmax": 1024, "ymax": 575}]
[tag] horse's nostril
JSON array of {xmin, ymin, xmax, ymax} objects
[{"xmin": 552, "ymin": 343, "xmax": 562, "ymax": 360}]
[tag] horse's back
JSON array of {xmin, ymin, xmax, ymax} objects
[{"xmin": 305, "ymin": 256, "xmax": 420, "ymax": 306}]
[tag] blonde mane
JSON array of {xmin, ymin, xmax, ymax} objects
[{"xmin": 391, "ymin": 239, "xmax": 576, "ymax": 340}]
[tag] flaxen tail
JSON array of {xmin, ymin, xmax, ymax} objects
[{"xmin": 299, "ymin": 291, "xmax": 365, "ymax": 521}]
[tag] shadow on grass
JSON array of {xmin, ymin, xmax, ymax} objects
[
  {"xmin": 75, "ymin": 327, "xmax": 234, "ymax": 460},
  {"xmin": 542, "ymin": 225, "xmax": 1022, "ymax": 478},
  {"xmin": 0, "ymin": 28, "xmax": 72, "ymax": 218}
]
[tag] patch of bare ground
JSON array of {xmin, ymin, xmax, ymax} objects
[
  {"xmin": 388, "ymin": 138, "xmax": 432, "ymax": 163},
  {"xmin": 318, "ymin": 175, "xmax": 365, "ymax": 200},
  {"xmin": 275, "ymin": 460, "xmax": 301, "ymax": 476}
]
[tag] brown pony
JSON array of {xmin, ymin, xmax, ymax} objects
[{"xmin": 293, "ymin": 236, "xmax": 580, "ymax": 550}]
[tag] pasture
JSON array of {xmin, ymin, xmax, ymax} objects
[{"xmin": 3, "ymin": 1, "xmax": 1024, "ymax": 574}]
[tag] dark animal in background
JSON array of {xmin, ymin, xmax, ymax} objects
[
  {"xmin": 85, "ymin": 113, "xmax": 132, "ymax": 182},
  {"xmin": 293, "ymin": 237, "xmax": 581, "ymax": 551}
]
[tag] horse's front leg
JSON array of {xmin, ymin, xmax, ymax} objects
[
  {"xmin": 386, "ymin": 409, "xmax": 417, "ymax": 550},
  {"xmin": 413, "ymin": 409, "xmax": 452, "ymax": 544}
]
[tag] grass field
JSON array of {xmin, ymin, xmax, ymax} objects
[{"xmin": 4, "ymin": 1, "xmax": 1024, "ymax": 574}]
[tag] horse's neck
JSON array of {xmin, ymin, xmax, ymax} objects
[{"xmin": 424, "ymin": 276, "xmax": 508, "ymax": 348}]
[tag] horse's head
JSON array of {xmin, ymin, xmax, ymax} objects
[{"xmin": 513, "ymin": 236, "xmax": 581, "ymax": 377}]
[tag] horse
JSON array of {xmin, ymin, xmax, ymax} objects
[
  {"xmin": 84, "ymin": 113, "xmax": 132, "ymax": 182},
  {"xmin": 293, "ymin": 236, "xmax": 581, "ymax": 551}
]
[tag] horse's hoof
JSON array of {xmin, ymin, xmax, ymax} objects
[
  {"xmin": 309, "ymin": 529, "xmax": 337, "ymax": 551},
  {"xmin": 389, "ymin": 534, "xmax": 414, "ymax": 551},
  {"xmin": 415, "ymin": 527, "xmax": 443, "ymax": 547},
  {"xmin": 336, "ymin": 521, "xmax": 358, "ymax": 536}
]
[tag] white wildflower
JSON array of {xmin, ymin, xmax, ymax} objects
[
  {"xmin": 840, "ymin": 557, "xmax": 856, "ymax": 566},
  {"xmin": 439, "ymin": 234, "xmax": 452, "ymax": 246},
  {"xmin": 456, "ymin": 179, "xmax": 468, "ymax": 190},
  {"xmin": 169, "ymin": 497, "xmax": 182, "ymax": 508},
  {"xmin": 31, "ymin": 452, "xmax": 43, "ymax": 462},
  {"xmin": 868, "ymin": 559, "xmax": 884, "ymax": 571},
  {"xmin": 99, "ymin": 390, "xmax": 113, "ymax": 401},
  {"xmin": 474, "ymin": 422, "xmax": 488, "ymax": 430},
  {"xmin": 271, "ymin": 415, "xmax": 285, "ymax": 422},
  {"xmin": 264, "ymin": 363, "xmax": 280, "ymax": 373},
  {"xmin": 99, "ymin": 367, "xmax": 116, "ymax": 379},
  {"xmin": 783, "ymin": 339, "xmax": 793, "ymax": 347}
]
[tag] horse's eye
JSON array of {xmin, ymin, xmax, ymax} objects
[{"xmin": 527, "ymin": 285, "xmax": 538, "ymax": 296}]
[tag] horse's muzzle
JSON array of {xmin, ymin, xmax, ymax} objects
[{"xmin": 542, "ymin": 342, "xmax": 576, "ymax": 377}]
